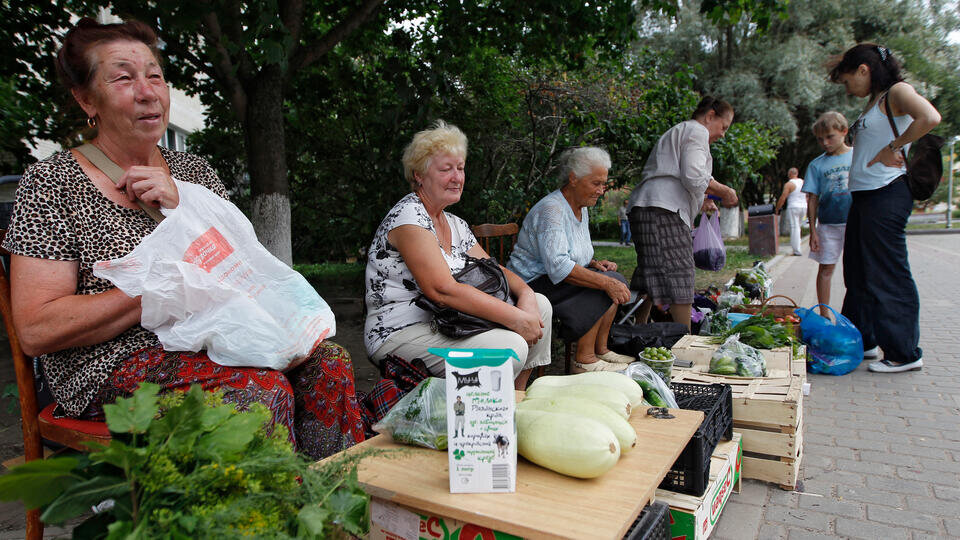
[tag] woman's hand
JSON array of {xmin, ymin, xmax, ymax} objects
[
  {"xmin": 511, "ymin": 308, "xmax": 544, "ymax": 346},
  {"xmin": 720, "ymin": 185, "xmax": 739, "ymax": 208},
  {"xmin": 809, "ymin": 229, "xmax": 820, "ymax": 252},
  {"xmin": 116, "ymin": 166, "xmax": 180, "ymax": 209},
  {"xmin": 867, "ymin": 145, "xmax": 905, "ymax": 169},
  {"xmin": 603, "ymin": 275, "xmax": 631, "ymax": 305},
  {"xmin": 513, "ymin": 287, "xmax": 544, "ymax": 346},
  {"xmin": 592, "ymin": 259, "xmax": 618, "ymax": 272}
]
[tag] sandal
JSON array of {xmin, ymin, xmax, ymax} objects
[{"xmin": 572, "ymin": 359, "xmax": 624, "ymax": 373}]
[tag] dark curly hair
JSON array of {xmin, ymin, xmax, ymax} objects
[
  {"xmin": 828, "ymin": 43, "xmax": 904, "ymax": 96},
  {"xmin": 56, "ymin": 17, "xmax": 161, "ymax": 92}
]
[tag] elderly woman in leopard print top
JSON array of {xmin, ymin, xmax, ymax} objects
[{"xmin": 1, "ymin": 18, "xmax": 363, "ymax": 459}]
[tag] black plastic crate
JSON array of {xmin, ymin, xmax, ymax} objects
[
  {"xmin": 622, "ymin": 500, "xmax": 670, "ymax": 540},
  {"xmin": 658, "ymin": 382, "xmax": 733, "ymax": 496}
]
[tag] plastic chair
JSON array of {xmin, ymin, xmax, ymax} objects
[{"xmin": 0, "ymin": 230, "xmax": 111, "ymax": 540}]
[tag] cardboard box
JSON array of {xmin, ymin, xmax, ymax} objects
[
  {"xmin": 368, "ymin": 499, "xmax": 522, "ymax": 540},
  {"xmin": 433, "ymin": 348, "xmax": 517, "ymax": 494},
  {"xmin": 656, "ymin": 433, "xmax": 742, "ymax": 540}
]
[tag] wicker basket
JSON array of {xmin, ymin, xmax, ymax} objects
[{"xmin": 729, "ymin": 295, "xmax": 801, "ymax": 338}]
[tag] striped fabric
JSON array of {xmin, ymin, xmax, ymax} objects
[{"xmin": 629, "ymin": 206, "xmax": 695, "ymax": 305}]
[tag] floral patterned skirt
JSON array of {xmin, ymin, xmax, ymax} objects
[{"xmin": 84, "ymin": 342, "xmax": 365, "ymax": 460}]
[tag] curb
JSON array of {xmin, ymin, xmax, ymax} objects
[{"xmin": 905, "ymin": 228, "xmax": 960, "ymax": 235}]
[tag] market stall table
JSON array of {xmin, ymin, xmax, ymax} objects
[{"xmin": 330, "ymin": 406, "xmax": 703, "ymax": 539}]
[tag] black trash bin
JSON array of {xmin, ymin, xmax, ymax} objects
[{"xmin": 747, "ymin": 203, "xmax": 779, "ymax": 256}]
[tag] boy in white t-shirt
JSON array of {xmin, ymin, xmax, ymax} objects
[{"xmin": 802, "ymin": 111, "xmax": 853, "ymax": 318}]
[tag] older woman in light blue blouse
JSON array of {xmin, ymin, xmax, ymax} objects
[{"xmin": 508, "ymin": 147, "xmax": 633, "ymax": 372}]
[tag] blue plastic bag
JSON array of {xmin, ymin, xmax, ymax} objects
[{"xmin": 794, "ymin": 304, "xmax": 863, "ymax": 375}]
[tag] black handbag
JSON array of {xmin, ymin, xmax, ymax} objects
[
  {"xmin": 883, "ymin": 94, "xmax": 945, "ymax": 201},
  {"xmin": 414, "ymin": 256, "xmax": 514, "ymax": 338}
]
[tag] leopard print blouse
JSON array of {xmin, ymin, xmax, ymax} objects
[{"xmin": 2, "ymin": 147, "xmax": 229, "ymax": 417}]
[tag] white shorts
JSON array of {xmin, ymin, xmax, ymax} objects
[{"xmin": 809, "ymin": 223, "xmax": 846, "ymax": 265}]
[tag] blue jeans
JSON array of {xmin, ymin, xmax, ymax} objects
[
  {"xmin": 620, "ymin": 220, "xmax": 631, "ymax": 244},
  {"xmin": 841, "ymin": 178, "xmax": 922, "ymax": 363}
]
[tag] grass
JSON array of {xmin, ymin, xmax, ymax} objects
[
  {"xmin": 593, "ymin": 244, "xmax": 771, "ymax": 290},
  {"xmin": 906, "ymin": 223, "xmax": 956, "ymax": 231}
]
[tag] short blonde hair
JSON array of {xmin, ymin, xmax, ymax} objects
[
  {"xmin": 812, "ymin": 111, "xmax": 848, "ymax": 137},
  {"xmin": 402, "ymin": 120, "xmax": 468, "ymax": 190}
]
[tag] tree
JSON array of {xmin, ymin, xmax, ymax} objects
[
  {"xmin": 0, "ymin": 2, "xmax": 74, "ymax": 174},
  {"xmin": 86, "ymin": 0, "xmax": 388, "ymax": 264},
  {"xmin": 634, "ymin": 0, "xmax": 960, "ymax": 205}
]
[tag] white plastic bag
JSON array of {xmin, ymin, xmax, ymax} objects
[{"xmin": 93, "ymin": 180, "xmax": 335, "ymax": 370}]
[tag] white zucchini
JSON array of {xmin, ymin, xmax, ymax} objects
[
  {"xmin": 527, "ymin": 372, "xmax": 645, "ymax": 408},
  {"xmin": 518, "ymin": 397, "xmax": 637, "ymax": 453},
  {"xmin": 515, "ymin": 409, "xmax": 620, "ymax": 478},
  {"xmin": 524, "ymin": 383, "xmax": 632, "ymax": 419}
]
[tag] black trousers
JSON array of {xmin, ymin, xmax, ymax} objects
[{"xmin": 841, "ymin": 178, "xmax": 922, "ymax": 363}]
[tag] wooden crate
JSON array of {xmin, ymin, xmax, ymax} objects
[
  {"xmin": 671, "ymin": 335, "xmax": 801, "ymax": 378},
  {"xmin": 671, "ymin": 370, "xmax": 803, "ymax": 490}
]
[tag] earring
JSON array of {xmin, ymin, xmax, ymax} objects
[{"xmin": 87, "ymin": 116, "xmax": 97, "ymax": 128}]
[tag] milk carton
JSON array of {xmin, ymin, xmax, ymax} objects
[{"xmin": 431, "ymin": 348, "xmax": 517, "ymax": 494}]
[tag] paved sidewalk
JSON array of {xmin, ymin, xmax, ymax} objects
[{"xmin": 712, "ymin": 235, "xmax": 960, "ymax": 540}]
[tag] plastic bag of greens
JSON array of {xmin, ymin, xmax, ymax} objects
[
  {"xmin": 709, "ymin": 334, "xmax": 767, "ymax": 377},
  {"xmin": 702, "ymin": 308, "xmax": 730, "ymax": 336},
  {"xmin": 373, "ymin": 377, "xmax": 448, "ymax": 450},
  {"xmin": 717, "ymin": 289, "xmax": 745, "ymax": 309},
  {"xmin": 623, "ymin": 362, "xmax": 678, "ymax": 409}
]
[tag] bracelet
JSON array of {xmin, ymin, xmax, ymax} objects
[{"xmin": 888, "ymin": 141, "xmax": 902, "ymax": 153}]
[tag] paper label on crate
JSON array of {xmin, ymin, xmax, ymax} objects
[
  {"xmin": 370, "ymin": 499, "xmax": 419, "ymax": 540},
  {"xmin": 431, "ymin": 348, "xmax": 518, "ymax": 494}
]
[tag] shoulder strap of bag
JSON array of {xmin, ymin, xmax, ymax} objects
[
  {"xmin": 75, "ymin": 143, "xmax": 165, "ymax": 223},
  {"xmin": 881, "ymin": 92, "xmax": 910, "ymax": 167}
]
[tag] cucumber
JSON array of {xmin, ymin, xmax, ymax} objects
[
  {"xmin": 516, "ymin": 409, "xmax": 620, "ymax": 478},
  {"xmin": 524, "ymin": 383, "xmax": 632, "ymax": 419},
  {"xmin": 519, "ymin": 397, "xmax": 637, "ymax": 453},
  {"xmin": 635, "ymin": 380, "xmax": 667, "ymax": 408},
  {"xmin": 527, "ymin": 372, "xmax": 645, "ymax": 408}
]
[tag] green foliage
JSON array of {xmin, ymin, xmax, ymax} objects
[
  {"xmin": 0, "ymin": 2, "xmax": 77, "ymax": 174},
  {"xmin": 0, "ymin": 384, "xmax": 374, "ymax": 538},
  {"xmin": 712, "ymin": 122, "xmax": 782, "ymax": 195},
  {"xmin": 1, "ymin": 383, "xmax": 17, "ymax": 414},
  {"xmin": 635, "ymin": 0, "xmax": 960, "ymax": 205}
]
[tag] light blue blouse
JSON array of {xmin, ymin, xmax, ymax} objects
[{"xmin": 507, "ymin": 190, "xmax": 594, "ymax": 284}]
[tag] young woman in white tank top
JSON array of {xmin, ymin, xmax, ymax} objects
[{"xmin": 828, "ymin": 44, "xmax": 940, "ymax": 373}]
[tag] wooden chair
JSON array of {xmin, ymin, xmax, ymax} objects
[
  {"xmin": 470, "ymin": 223, "xmax": 555, "ymax": 378},
  {"xmin": 0, "ymin": 230, "xmax": 111, "ymax": 540},
  {"xmin": 471, "ymin": 223, "xmax": 519, "ymax": 262}
]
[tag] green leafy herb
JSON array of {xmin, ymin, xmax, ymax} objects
[{"xmin": 0, "ymin": 384, "xmax": 379, "ymax": 538}]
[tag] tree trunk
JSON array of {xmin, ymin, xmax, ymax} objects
[{"xmin": 243, "ymin": 66, "xmax": 293, "ymax": 265}]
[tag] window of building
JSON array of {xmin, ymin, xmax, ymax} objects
[{"xmin": 160, "ymin": 126, "xmax": 188, "ymax": 152}]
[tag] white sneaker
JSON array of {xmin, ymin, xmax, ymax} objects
[
  {"xmin": 868, "ymin": 358, "xmax": 923, "ymax": 373},
  {"xmin": 863, "ymin": 346, "xmax": 880, "ymax": 359}
]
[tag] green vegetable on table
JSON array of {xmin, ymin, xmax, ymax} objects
[
  {"xmin": 635, "ymin": 379, "xmax": 667, "ymax": 407},
  {"xmin": 710, "ymin": 314, "xmax": 792, "ymax": 349}
]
